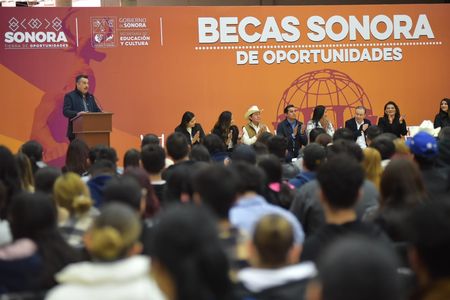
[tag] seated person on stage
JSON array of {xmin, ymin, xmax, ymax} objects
[
  {"xmin": 174, "ymin": 111, "xmax": 205, "ymax": 146},
  {"xmin": 236, "ymin": 214, "xmax": 316, "ymax": 300},
  {"xmin": 344, "ymin": 106, "xmax": 372, "ymax": 148},
  {"xmin": 276, "ymin": 105, "xmax": 307, "ymax": 161},
  {"xmin": 242, "ymin": 105, "xmax": 270, "ymax": 145},
  {"xmin": 63, "ymin": 75, "xmax": 101, "ymax": 142}
]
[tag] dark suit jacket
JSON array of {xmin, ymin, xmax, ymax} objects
[
  {"xmin": 344, "ymin": 118, "xmax": 372, "ymax": 140},
  {"xmin": 63, "ymin": 89, "xmax": 101, "ymax": 140},
  {"xmin": 174, "ymin": 123, "xmax": 205, "ymax": 146},
  {"xmin": 276, "ymin": 119, "xmax": 307, "ymax": 160},
  {"xmin": 377, "ymin": 117, "xmax": 407, "ymax": 137}
]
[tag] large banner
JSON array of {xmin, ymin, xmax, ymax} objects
[{"xmin": 0, "ymin": 5, "xmax": 449, "ymax": 166}]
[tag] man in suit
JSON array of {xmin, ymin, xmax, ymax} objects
[
  {"xmin": 276, "ymin": 105, "xmax": 307, "ymax": 161},
  {"xmin": 63, "ymin": 75, "xmax": 102, "ymax": 141},
  {"xmin": 345, "ymin": 106, "xmax": 371, "ymax": 148}
]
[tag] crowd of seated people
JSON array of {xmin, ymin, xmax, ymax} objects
[{"xmin": 0, "ymin": 100, "xmax": 449, "ymax": 300}]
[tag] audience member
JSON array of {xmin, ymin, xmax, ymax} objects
[
  {"xmin": 404, "ymin": 201, "xmax": 450, "ymax": 300},
  {"xmin": 267, "ymin": 135, "xmax": 300, "ymax": 179},
  {"xmin": 20, "ymin": 140, "xmax": 46, "ymax": 174},
  {"xmin": 15, "ymin": 152, "xmax": 34, "ymax": 192},
  {"xmin": 46, "ymin": 203, "xmax": 164, "ymax": 300},
  {"xmin": 406, "ymin": 131, "xmax": 448, "ymax": 200},
  {"xmin": 34, "ymin": 167, "xmax": 62, "ymax": 194},
  {"xmin": 162, "ymin": 132, "xmax": 193, "ymax": 181},
  {"xmin": 370, "ymin": 134, "xmax": 397, "ymax": 168},
  {"xmin": 141, "ymin": 144, "xmax": 167, "ymax": 205},
  {"xmin": 289, "ymin": 143, "xmax": 326, "ymax": 189},
  {"xmin": 332, "ymin": 128, "xmax": 355, "ymax": 142},
  {"xmin": 307, "ymin": 236, "xmax": 403, "ymax": 300},
  {"xmin": 0, "ymin": 146, "xmax": 22, "ymax": 221},
  {"xmin": 236, "ymin": 214, "xmax": 316, "ymax": 300},
  {"xmin": 124, "ymin": 167, "xmax": 160, "ymax": 218},
  {"xmin": 54, "ymin": 173, "xmax": 98, "ymax": 248},
  {"xmin": 62, "ymin": 138, "xmax": 90, "ymax": 176},
  {"xmin": 229, "ymin": 162, "xmax": 304, "ymax": 245},
  {"xmin": 365, "ymin": 125, "xmax": 383, "ymax": 146},
  {"xmin": 202, "ymin": 133, "xmax": 229, "ymax": 163},
  {"xmin": 86, "ymin": 159, "xmax": 117, "ymax": 207},
  {"xmin": 309, "ymin": 128, "xmax": 326, "ymax": 145},
  {"xmin": 258, "ymin": 154, "xmax": 297, "ymax": 209},
  {"xmin": 151, "ymin": 204, "xmax": 233, "ymax": 300},
  {"xmin": 141, "ymin": 133, "xmax": 160, "ymax": 148},
  {"xmin": 123, "ymin": 148, "xmax": 140, "ymax": 169},
  {"xmin": 301, "ymin": 155, "xmax": 389, "ymax": 263},
  {"xmin": 8, "ymin": 192, "xmax": 81, "ymax": 290},
  {"xmin": 231, "ymin": 144, "xmax": 257, "ymax": 165},
  {"xmin": 189, "ymin": 144, "xmax": 211, "ymax": 162},
  {"xmin": 362, "ymin": 147, "xmax": 382, "ymax": 190}
]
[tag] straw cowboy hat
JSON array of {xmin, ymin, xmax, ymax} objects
[{"xmin": 244, "ymin": 105, "xmax": 263, "ymax": 120}]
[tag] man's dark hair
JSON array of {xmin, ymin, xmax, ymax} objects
[
  {"xmin": 365, "ymin": 125, "xmax": 383, "ymax": 142},
  {"xmin": 202, "ymin": 134, "xmax": 226, "ymax": 155},
  {"xmin": 370, "ymin": 136, "xmax": 396, "ymax": 160},
  {"xmin": 34, "ymin": 167, "xmax": 62, "ymax": 194},
  {"xmin": 189, "ymin": 145, "xmax": 211, "ymax": 163},
  {"xmin": 267, "ymin": 135, "xmax": 288, "ymax": 160},
  {"xmin": 333, "ymin": 128, "xmax": 356, "ymax": 142},
  {"xmin": 309, "ymin": 127, "xmax": 326, "ymax": 143},
  {"xmin": 283, "ymin": 104, "xmax": 295, "ymax": 114},
  {"xmin": 231, "ymin": 144, "xmax": 257, "ymax": 165},
  {"xmin": 404, "ymin": 201, "xmax": 450, "ymax": 280},
  {"xmin": 166, "ymin": 132, "xmax": 189, "ymax": 161},
  {"xmin": 327, "ymin": 139, "xmax": 363, "ymax": 162},
  {"xmin": 303, "ymin": 143, "xmax": 326, "ymax": 171},
  {"xmin": 230, "ymin": 162, "xmax": 265, "ymax": 195},
  {"xmin": 123, "ymin": 148, "xmax": 140, "ymax": 169},
  {"xmin": 20, "ymin": 140, "xmax": 43, "ymax": 174},
  {"xmin": 317, "ymin": 154, "xmax": 364, "ymax": 209},
  {"xmin": 193, "ymin": 165, "xmax": 239, "ymax": 219},
  {"xmin": 141, "ymin": 133, "xmax": 160, "ymax": 149},
  {"xmin": 141, "ymin": 144, "xmax": 166, "ymax": 174},
  {"xmin": 318, "ymin": 237, "xmax": 402, "ymax": 300},
  {"xmin": 103, "ymin": 176, "xmax": 142, "ymax": 212},
  {"xmin": 75, "ymin": 74, "xmax": 88, "ymax": 83}
]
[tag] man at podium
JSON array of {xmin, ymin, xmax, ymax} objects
[{"xmin": 63, "ymin": 75, "xmax": 101, "ymax": 141}]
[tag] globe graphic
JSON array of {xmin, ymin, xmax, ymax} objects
[{"xmin": 273, "ymin": 69, "xmax": 377, "ymax": 130}]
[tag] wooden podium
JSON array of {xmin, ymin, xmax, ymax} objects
[{"xmin": 72, "ymin": 112, "xmax": 113, "ymax": 147}]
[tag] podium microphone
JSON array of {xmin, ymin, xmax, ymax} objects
[{"xmin": 93, "ymin": 95, "xmax": 103, "ymax": 112}]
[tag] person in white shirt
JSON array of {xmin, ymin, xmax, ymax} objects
[
  {"xmin": 306, "ymin": 105, "xmax": 335, "ymax": 140},
  {"xmin": 344, "ymin": 106, "xmax": 372, "ymax": 149},
  {"xmin": 242, "ymin": 105, "xmax": 270, "ymax": 145}
]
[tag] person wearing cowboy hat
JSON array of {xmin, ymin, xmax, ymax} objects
[{"xmin": 242, "ymin": 105, "xmax": 270, "ymax": 145}]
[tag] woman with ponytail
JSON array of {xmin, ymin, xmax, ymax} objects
[
  {"xmin": 46, "ymin": 203, "xmax": 165, "ymax": 300},
  {"xmin": 53, "ymin": 172, "xmax": 98, "ymax": 248}
]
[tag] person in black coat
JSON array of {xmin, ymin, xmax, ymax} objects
[
  {"xmin": 63, "ymin": 75, "xmax": 101, "ymax": 141},
  {"xmin": 434, "ymin": 98, "xmax": 450, "ymax": 129},
  {"xmin": 276, "ymin": 105, "xmax": 307, "ymax": 161},
  {"xmin": 344, "ymin": 106, "xmax": 372, "ymax": 142},
  {"xmin": 211, "ymin": 111, "xmax": 239, "ymax": 152},
  {"xmin": 174, "ymin": 111, "xmax": 205, "ymax": 146},
  {"xmin": 377, "ymin": 101, "xmax": 407, "ymax": 138}
]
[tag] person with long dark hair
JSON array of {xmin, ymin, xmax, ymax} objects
[
  {"xmin": 3, "ymin": 192, "xmax": 81, "ymax": 291},
  {"xmin": 377, "ymin": 101, "xmax": 407, "ymax": 138},
  {"xmin": 62, "ymin": 138, "xmax": 90, "ymax": 176},
  {"xmin": 305, "ymin": 105, "xmax": 335, "ymax": 139},
  {"xmin": 174, "ymin": 111, "xmax": 205, "ymax": 146},
  {"xmin": 434, "ymin": 98, "xmax": 450, "ymax": 129},
  {"xmin": 151, "ymin": 204, "xmax": 233, "ymax": 300},
  {"xmin": 212, "ymin": 111, "xmax": 239, "ymax": 151}
]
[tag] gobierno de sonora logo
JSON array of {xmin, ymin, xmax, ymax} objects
[{"xmin": 4, "ymin": 17, "xmax": 69, "ymax": 49}]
